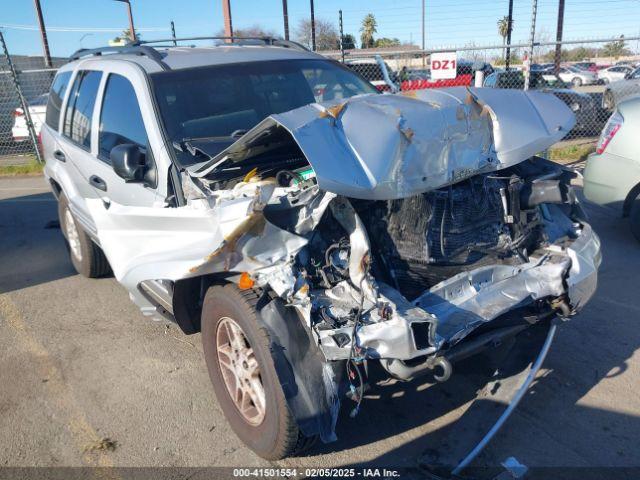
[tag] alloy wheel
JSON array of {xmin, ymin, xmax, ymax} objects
[{"xmin": 215, "ymin": 316, "xmax": 266, "ymax": 426}]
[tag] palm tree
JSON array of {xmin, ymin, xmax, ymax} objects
[
  {"xmin": 360, "ymin": 13, "xmax": 377, "ymax": 49},
  {"xmin": 497, "ymin": 16, "xmax": 511, "ymax": 61}
]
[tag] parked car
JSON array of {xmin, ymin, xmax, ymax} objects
[
  {"xmin": 558, "ymin": 66, "xmax": 598, "ymax": 86},
  {"xmin": 584, "ymin": 97, "xmax": 640, "ymax": 241},
  {"xmin": 11, "ymin": 93, "xmax": 48, "ymax": 141},
  {"xmin": 572, "ymin": 62, "xmax": 598, "ymax": 73},
  {"xmin": 597, "ymin": 65, "xmax": 634, "ymax": 84},
  {"xmin": 602, "ymin": 67, "xmax": 640, "ymax": 110},
  {"xmin": 483, "ymin": 70, "xmax": 600, "ymax": 132},
  {"xmin": 42, "ymin": 39, "xmax": 600, "ymax": 461},
  {"xmin": 345, "ymin": 57, "xmax": 397, "ymax": 91},
  {"xmin": 615, "ymin": 60, "xmax": 638, "ymax": 67},
  {"xmin": 531, "ymin": 63, "xmax": 554, "ymax": 73},
  {"xmin": 403, "ymin": 67, "xmax": 431, "ymax": 81}
]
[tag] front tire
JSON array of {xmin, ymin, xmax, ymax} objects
[
  {"xmin": 201, "ymin": 285, "xmax": 316, "ymax": 459},
  {"xmin": 572, "ymin": 77, "xmax": 583, "ymax": 87},
  {"xmin": 630, "ymin": 195, "xmax": 640, "ymax": 243},
  {"xmin": 58, "ymin": 194, "xmax": 110, "ymax": 278}
]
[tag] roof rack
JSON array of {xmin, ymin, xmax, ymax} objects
[
  {"xmin": 135, "ymin": 36, "xmax": 310, "ymax": 52},
  {"xmin": 67, "ymin": 36, "xmax": 310, "ymax": 71},
  {"xmin": 68, "ymin": 45, "xmax": 170, "ymax": 70}
]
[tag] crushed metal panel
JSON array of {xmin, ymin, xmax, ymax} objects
[
  {"xmin": 411, "ymin": 87, "xmax": 576, "ymax": 166},
  {"xmin": 192, "ymin": 90, "xmax": 575, "ymax": 200}
]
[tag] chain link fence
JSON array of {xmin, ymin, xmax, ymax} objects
[
  {"xmin": 2, "ymin": 32, "xmax": 640, "ymax": 167},
  {"xmin": 329, "ymin": 37, "xmax": 640, "ymax": 163}
]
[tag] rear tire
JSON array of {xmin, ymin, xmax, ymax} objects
[
  {"xmin": 630, "ymin": 195, "xmax": 640, "ymax": 243},
  {"xmin": 201, "ymin": 284, "xmax": 316, "ymax": 459},
  {"xmin": 58, "ymin": 194, "xmax": 111, "ymax": 278}
]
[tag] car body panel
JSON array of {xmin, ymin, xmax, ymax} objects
[
  {"xmin": 12, "ymin": 102, "xmax": 46, "ymax": 141},
  {"xmin": 584, "ymin": 97, "xmax": 640, "ymax": 209},
  {"xmin": 603, "ymin": 68, "xmax": 640, "ymax": 109},
  {"xmin": 192, "ymin": 88, "xmax": 574, "ymax": 200}
]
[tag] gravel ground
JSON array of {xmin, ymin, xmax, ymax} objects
[{"xmin": 0, "ymin": 175, "xmax": 639, "ymax": 477}]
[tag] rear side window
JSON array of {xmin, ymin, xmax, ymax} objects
[
  {"xmin": 63, "ymin": 70, "xmax": 102, "ymax": 149},
  {"xmin": 45, "ymin": 71, "xmax": 72, "ymax": 129},
  {"xmin": 98, "ymin": 73, "xmax": 148, "ymax": 161}
]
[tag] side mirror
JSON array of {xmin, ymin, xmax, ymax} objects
[{"xmin": 110, "ymin": 144, "xmax": 147, "ymax": 183}]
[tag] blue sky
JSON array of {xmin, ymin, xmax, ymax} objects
[{"xmin": 3, "ymin": 0, "xmax": 640, "ymax": 57}]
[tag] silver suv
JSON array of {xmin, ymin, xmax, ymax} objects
[{"xmin": 42, "ymin": 38, "xmax": 601, "ymax": 460}]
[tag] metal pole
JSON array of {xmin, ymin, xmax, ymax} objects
[
  {"xmin": 171, "ymin": 20, "xmax": 177, "ymax": 46},
  {"xmin": 524, "ymin": 0, "xmax": 538, "ymax": 91},
  {"xmin": 554, "ymin": 0, "xmax": 565, "ymax": 73},
  {"xmin": 505, "ymin": 0, "xmax": 514, "ymax": 70},
  {"xmin": 125, "ymin": 1, "xmax": 136, "ymax": 41},
  {"xmin": 222, "ymin": 0, "xmax": 233, "ymax": 41},
  {"xmin": 339, "ymin": 10, "xmax": 345, "ymax": 62},
  {"xmin": 0, "ymin": 32, "xmax": 43, "ymax": 163},
  {"xmin": 452, "ymin": 322, "xmax": 558, "ymax": 476},
  {"xmin": 32, "ymin": 0, "xmax": 52, "ymax": 67},
  {"xmin": 310, "ymin": 0, "xmax": 316, "ymax": 51},
  {"xmin": 421, "ymin": 0, "xmax": 426, "ymax": 67},
  {"xmin": 282, "ymin": 0, "xmax": 289, "ymax": 41}
]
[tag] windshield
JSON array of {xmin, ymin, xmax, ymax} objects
[{"xmin": 150, "ymin": 59, "xmax": 378, "ymax": 165}]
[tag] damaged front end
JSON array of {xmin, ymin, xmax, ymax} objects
[{"xmin": 93, "ymin": 88, "xmax": 601, "ymax": 443}]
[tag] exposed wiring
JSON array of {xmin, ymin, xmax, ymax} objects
[{"xmin": 346, "ymin": 267, "xmax": 370, "ymax": 418}]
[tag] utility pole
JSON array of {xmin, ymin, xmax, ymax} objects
[
  {"xmin": 524, "ymin": 0, "xmax": 538, "ymax": 90},
  {"xmin": 222, "ymin": 0, "xmax": 233, "ymax": 40},
  {"xmin": 505, "ymin": 0, "xmax": 514, "ymax": 70},
  {"xmin": 282, "ymin": 0, "xmax": 289, "ymax": 40},
  {"xmin": 339, "ymin": 9, "xmax": 345, "ymax": 62},
  {"xmin": 113, "ymin": 0, "xmax": 136, "ymax": 41},
  {"xmin": 554, "ymin": 0, "xmax": 565, "ymax": 73},
  {"xmin": 171, "ymin": 20, "xmax": 177, "ymax": 45},
  {"xmin": 32, "ymin": 0, "xmax": 52, "ymax": 67},
  {"xmin": 310, "ymin": 0, "xmax": 317, "ymax": 51},
  {"xmin": 421, "ymin": 0, "xmax": 426, "ymax": 67}
]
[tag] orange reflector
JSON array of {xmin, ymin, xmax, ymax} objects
[{"xmin": 238, "ymin": 272, "xmax": 255, "ymax": 290}]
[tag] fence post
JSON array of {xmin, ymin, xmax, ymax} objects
[
  {"xmin": 0, "ymin": 31, "xmax": 43, "ymax": 163},
  {"xmin": 524, "ymin": 0, "xmax": 538, "ymax": 91},
  {"xmin": 339, "ymin": 10, "xmax": 345, "ymax": 63}
]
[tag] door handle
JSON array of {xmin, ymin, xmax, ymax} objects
[
  {"xmin": 53, "ymin": 150, "xmax": 66, "ymax": 162},
  {"xmin": 89, "ymin": 175, "xmax": 108, "ymax": 192}
]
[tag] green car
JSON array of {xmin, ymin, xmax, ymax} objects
[{"xmin": 584, "ymin": 96, "xmax": 640, "ymax": 241}]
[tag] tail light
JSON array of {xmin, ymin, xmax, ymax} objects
[
  {"xmin": 596, "ymin": 111, "xmax": 623, "ymax": 154},
  {"xmin": 12, "ymin": 109, "xmax": 23, "ymax": 118}
]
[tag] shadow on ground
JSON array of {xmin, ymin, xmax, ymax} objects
[{"xmin": 0, "ymin": 191, "xmax": 76, "ymax": 293}]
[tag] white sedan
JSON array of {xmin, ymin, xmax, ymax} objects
[
  {"xmin": 558, "ymin": 66, "xmax": 598, "ymax": 87},
  {"xmin": 598, "ymin": 65, "xmax": 634, "ymax": 84},
  {"xmin": 11, "ymin": 94, "xmax": 47, "ymax": 142}
]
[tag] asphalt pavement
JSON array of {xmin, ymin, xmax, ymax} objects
[{"xmin": 0, "ymin": 175, "xmax": 639, "ymax": 476}]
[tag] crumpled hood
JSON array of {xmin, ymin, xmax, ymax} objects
[{"xmin": 192, "ymin": 87, "xmax": 575, "ymax": 200}]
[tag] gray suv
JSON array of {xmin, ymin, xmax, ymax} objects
[{"xmin": 42, "ymin": 38, "xmax": 601, "ymax": 460}]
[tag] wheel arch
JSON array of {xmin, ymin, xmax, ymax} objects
[{"xmin": 172, "ymin": 273, "xmax": 234, "ymax": 334}]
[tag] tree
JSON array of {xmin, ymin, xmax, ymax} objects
[
  {"xmin": 295, "ymin": 18, "xmax": 339, "ymax": 50},
  {"xmin": 360, "ymin": 13, "xmax": 377, "ymax": 49},
  {"xmin": 497, "ymin": 16, "xmax": 511, "ymax": 60},
  {"xmin": 110, "ymin": 29, "xmax": 138, "ymax": 46},
  {"xmin": 374, "ymin": 37, "xmax": 400, "ymax": 48},
  {"xmin": 602, "ymin": 36, "xmax": 629, "ymax": 59},
  {"xmin": 215, "ymin": 25, "xmax": 279, "ymax": 38},
  {"xmin": 342, "ymin": 33, "xmax": 356, "ymax": 50}
]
